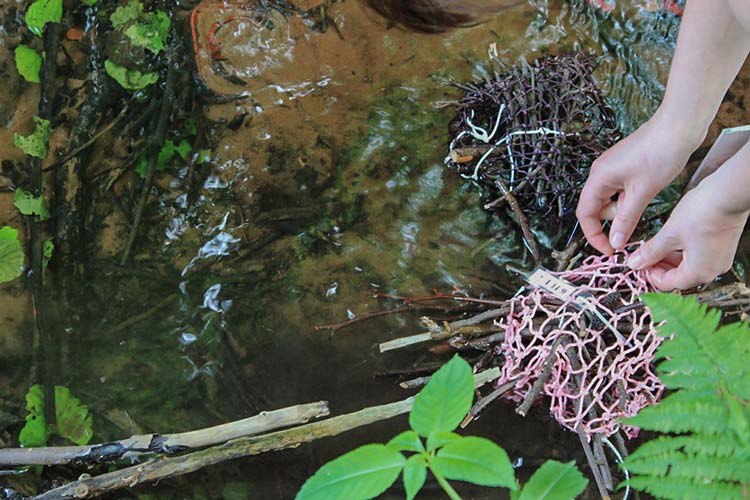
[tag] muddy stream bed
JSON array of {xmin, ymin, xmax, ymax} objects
[{"xmin": 1, "ymin": 0, "xmax": 749, "ymax": 498}]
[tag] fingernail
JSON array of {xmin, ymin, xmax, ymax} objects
[
  {"xmin": 627, "ymin": 254, "xmax": 643, "ymax": 270},
  {"xmin": 610, "ymin": 232, "xmax": 626, "ymax": 249}
]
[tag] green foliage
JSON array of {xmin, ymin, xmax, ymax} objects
[
  {"xmin": 135, "ymin": 138, "xmax": 191, "ymax": 177},
  {"xmin": 515, "ymin": 460, "xmax": 589, "ymax": 500},
  {"xmin": 25, "ymin": 0, "xmax": 62, "ymax": 36},
  {"xmin": 296, "ymin": 355, "xmax": 588, "ymax": 500},
  {"xmin": 14, "ymin": 188, "xmax": 49, "ymax": 220},
  {"xmin": 15, "ymin": 45, "xmax": 42, "ymax": 83},
  {"xmin": 0, "ymin": 226, "xmax": 24, "ymax": 283},
  {"xmin": 409, "ymin": 355, "xmax": 473, "ymax": 438},
  {"xmin": 295, "ymin": 445, "xmax": 406, "ymax": 500},
  {"xmin": 622, "ymin": 294, "xmax": 750, "ymax": 500},
  {"xmin": 111, "ymin": 0, "xmax": 170, "ymax": 54},
  {"xmin": 19, "ymin": 385, "xmax": 93, "ymax": 447},
  {"xmin": 14, "ymin": 116, "xmax": 51, "ymax": 158},
  {"xmin": 104, "ymin": 59, "xmax": 159, "ymax": 91}
]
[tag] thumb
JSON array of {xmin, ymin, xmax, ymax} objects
[
  {"xmin": 626, "ymin": 231, "xmax": 679, "ymax": 270},
  {"xmin": 609, "ymin": 191, "xmax": 651, "ymax": 250}
]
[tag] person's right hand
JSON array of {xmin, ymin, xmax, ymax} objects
[{"xmin": 576, "ymin": 113, "xmax": 703, "ymax": 255}]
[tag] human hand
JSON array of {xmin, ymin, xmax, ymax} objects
[
  {"xmin": 576, "ymin": 113, "xmax": 701, "ymax": 255},
  {"xmin": 625, "ymin": 143, "xmax": 750, "ymax": 291}
]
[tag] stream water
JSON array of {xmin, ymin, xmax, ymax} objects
[{"xmin": 1, "ymin": 0, "xmax": 744, "ymax": 498}]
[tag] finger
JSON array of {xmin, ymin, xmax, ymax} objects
[
  {"xmin": 608, "ymin": 190, "xmax": 651, "ymax": 250},
  {"xmin": 599, "ymin": 200, "xmax": 618, "ymax": 221},
  {"xmin": 626, "ymin": 231, "xmax": 679, "ymax": 270},
  {"xmin": 649, "ymin": 264, "xmax": 713, "ymax": 291},
  {"xmin": 576, "ymin": 176, "xmax": 617, "ymax": 255}
]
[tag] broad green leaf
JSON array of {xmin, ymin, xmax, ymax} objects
[
  {"xmin": 295, "ymin": 444, "xmax": 406, "ymax": 500},
  {"xmin": 104, "ymin": 59, "xmax": 158, "ymax": 91},
  {"xmin": 25, "ymin": 0, "xmax": 62, "ymax": 36},
  {"xmin": 197, "ymin": 149, "xmax": 212, "ymax": 163},
  {"xmin": 19, "ymin": 385, "xmax": 93, "ymax": 447},
  {"xmin": 409, "ymin": 355, "xmax": 474, "ymax": 437},
  {"xmin": 519, "ymin": 460, "xmax": 587, "ymax": 500},
  {"xmin": 387, "ymin": 431, "xmax": 424, "ymax": 453},
  {"xmin": 110, "ymin": 0, "xmax": 143, "ymax": 29},
  {"xmin": 123, "ymin": 10, "xmax": 169, "ymax": 54},
  {"xmin": 0, "ymin": 227, "xmax": 24, "ymax": 283},
  {"xmin": 19, "ymin": 385, "xmax": 48, "ymax": 447},
  {"xmin": 134, "ymin": 139, "xmax": 191, "ymax": 177},
  {"xmin": 14, "ymin": 116, "xmax": 51, "ymax": 158},
  {"xmin": 15, "ymin": 45, "xmax": 42, "ymax": 83},
  {"xmin": 431, "ymin": 436, "xmax": 516, "ymax": 489},
  {"xmin": 403, "ymin": 455, "xmax": 427, "ymax": 500},
  {"xmin": 14, "ymin": 188, "xmax": 49, "ymax": 220},
  {"xmin": 427, "ymin": 431, "xmax": 461, "ymax": 452},
  {"xmin": 54, "ymin": 386, "xmax": 93, "ymax": 445}
]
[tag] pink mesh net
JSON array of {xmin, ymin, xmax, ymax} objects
[{"xmin": 495, "ymin": 248, "xmax": 664, "ymax": 439}]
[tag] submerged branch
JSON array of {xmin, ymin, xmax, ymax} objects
[{"xmin": 0, "ymin": 402, "xmax": 330, "ymax": 467}]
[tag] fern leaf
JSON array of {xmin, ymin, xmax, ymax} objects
[
  {"xmin": 626, "ymin": 396, "xmax": 729, "ymax": 435},
  {"xmin": 626, "ymin": 475, "xmax": 747, "ymax": 500}
]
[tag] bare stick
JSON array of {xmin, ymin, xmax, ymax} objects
[
  {"xmin": 0, "ymin": 402, "xmax": 330, "ymax": 467},
  {"xmin": 577, "ymin": 425, "xmax": 611, "ymax": 500},
  {"xmin": 494, "ymin": 179, "xmax": 539, "ymax": 263},
  {"xmin": 30, "ymin": 370, "xmax": 501, "ymax": 500},
  {"xmin": 461, "ymin": 378, "xmax": 518, "ymax": 428},
  {"xmin": 399, "ymin": 366, "xmax": 501, "ymax": 391},
  {"xmin": 515, "ymin": 336, "xmax": 567, "ymax": 417}
]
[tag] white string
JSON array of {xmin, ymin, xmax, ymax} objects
[{"xmin": 602, "ymin": 437, "xmax": 630, "ymax": 500}]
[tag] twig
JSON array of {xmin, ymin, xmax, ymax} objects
[
  {"xmin": 43, "ymin": 108, "xmax": 128, "ymax": 172},
  {"xmin": 108, "ymin": 294, "xmax": 177, "ymax": 335},
  {"xmin": 460, "ymin": 378, "xmax": 518, "ymax": 428},
  {"xmin": 29, "ymin": 370, "xmax": 501, "ymax": 500},
  {"xmin": 577, "ymin": 425, "xmax": 611, "ymax": 500},
  {"xmin": 400, "ymin": 366, "xmax": 500, "ymax": 391},
  {"xmin": 119, "ymin": 43, "xmax": 176, "ymax": 265},
  {"xmin": 515, "ymin": 335, "xmax": 567, "ymax": 417},
  {"xmin": 494, "ymin": 179, "xmax": 539, "ymax": 263},
  {"xmin": 316, "ymin": 305, "xmax": 430, "ymax": 333},
  {"xmin": 0, "ymin": 402, "xmax": 330, "ymax": 467}
]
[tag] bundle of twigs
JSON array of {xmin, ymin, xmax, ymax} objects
[{"xmin": 446, "ymin": 52, "xmax": 620, "ymax": 219}]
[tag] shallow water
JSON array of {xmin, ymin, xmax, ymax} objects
[{"xmin": 0, "ymin": 0, "xmax": 711, "ymax": 498}]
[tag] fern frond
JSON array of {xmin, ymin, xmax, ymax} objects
[
  {"xmin": 626, "ymin": 396, "xmax": 729, "ymax": 435},
  {"xmin": 626, "ymin": 475, "xmax": 748, "ymax": 500}
]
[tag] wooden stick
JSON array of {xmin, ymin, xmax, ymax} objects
[
  {"xmin": 29, "ymin": 370, "xmax": 501, "ymax": 500},
  {"xmin": 494, "ymin": 179, "xmax": 539, "ymax": 263},
  {"xmin": 515, "ymin": 336, "xmax": 567, "ymax": 417},
  {"xmin": 461, "ymin": 378, "xmax": 518, "ymax": 428},
  {"xmin": 577, "ymin": 425, "xmax": 611, "ymax": 500},
  {"xmin": 0, "ymin": 402, "xmax": 330, "ymax": 467}
]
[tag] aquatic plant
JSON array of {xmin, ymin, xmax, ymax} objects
[
  {"xmin": 296, "ymin": 356, "xmax": 588, "ymax": 500},
  {"xmin": 14, "ymin": 116, "xmax": 52, "ymax": 159},
  {"xmin": 14, "ymin": 45, "xmax": 42, "ymax": 83},
  {"xmin": 0, "ymin": 227, "xmax": 24, "ymax": 283},
  {"xmin": 446, "ymin": 52, "xmax": 620, "ymax": 219},
  {"xmin": 19, "ymin": 385, "xmax": 93, "ymax": 447},
  {"xmin": 622, "ymin": 293, "xmax": 750, "ymax": 499}
]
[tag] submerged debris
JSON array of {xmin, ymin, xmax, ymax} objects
[{"xmin": 447, "ymin": 52, "xmax": 620, "ymax": 218}]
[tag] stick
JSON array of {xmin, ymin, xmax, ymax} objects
[
  {"xmin": 0, "ymin": 402, "xmax": 330, "ymax": 467},
  {"xmin": 108, "ymin": 294, "xmax": 177, "ymax": 335},
  {"xmin": 515, "ymin": 336, "xmax": 566, "ymax": 417},
  {"xmin": 494, "ymin": 179, "xmax": 539, "ymax": 263},
  {"xmin": 460, "ymin": 378, "xmax": 518, "ymax": 428},
  {"xmin": 577, "ymin": 425, "xmax": 611, "ymax": 500},
  {"xmin": 119, "ymin": 43, "xmax": 176, "ymax": 265},
  {"xmin": 399, "ymin": 366, "xmax": 501, "ymax": 391},
  {"xmin": 30, "ymin": 370, "xmax": 501, "ymax": 500}
]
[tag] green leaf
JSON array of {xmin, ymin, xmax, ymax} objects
[
  {"xmin": 431, "ymin": 436, "xmax": 516, "ymax": 489},
  {"xmin": 519, "ymin": 460, "xmax": 587, "ymax": 500},
  {"xmin": 15, "ymin": 45, "xmax": 42, "ymax": 83},
  {"xmin": 403, "ymin": 455, "xmax": 427, "ymax": 500},
  {"xmin": 110, "ymin": 0, "xmax": 143, "ymax": 29},
  {"xmin": 134, "ymin": 139, "xmax": 190, "ymax": 177},
  {"xmin": 14, "ymin": 116, "xmax": 51, "ymax": 158},
  {"xmin": 0, "ymin": 227, "xmax": 24, "ymax": 283},
  {"xmin": 54, "ymin": 386, "xmax": 93, "ymax": 445},
  {"xmin": 25, "ymin": 0, "xmax": 62, "ymax": 36},
  {"xmin": 43, "ymin": 239, "xmax": 54, "ymax": 271},
  {"xmin": 426, "ymin": 431, "xmax": 461, "ymax": 452},
  {"xmin": 19, "ymin": 385, "xmax": 93, "ymax": 447},
  {"xmin": 295, "ymin": 444, "xmax": 406, "ymax": 500},
  {"xmin": 81, "ymin": 0, "xmax": 97, "ymax": 5},
  {"xmin": 14, "ymin": 188, "xmax": 49, "ymax": 220},
  {"xmin": 123, "ymin": 10, "xmax": 169, "ymax": 54},
  {"xmin": 387, "ymin": 431, "xmax": 424, "ymax": 453},
  {"xmin": 104, "ymin": 59, "xmax": 158, "ymax": 91},
  {"xmin": 409, "ymin": 355, "xmax": 474, "ymax": 437},
  {"xmin": 197, "ymin": 149, "xmax": 212, "ymax": 163}
]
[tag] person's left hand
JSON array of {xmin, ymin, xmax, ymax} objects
[{"xmin": 624, "ymin": 147, "xmax": 750, "ymax": 290}]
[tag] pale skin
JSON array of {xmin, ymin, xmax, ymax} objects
[{"xmin": 575, "ymin": 0, "xmax": 750, "ymax": 290}]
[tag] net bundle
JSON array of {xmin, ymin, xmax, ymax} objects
[
  {"xmin": 446, "ymin": 52, "xmax": 621, "ymax": 218},
  {"xmin": 494, "ymin": 249, "xmax": 664, "ymax": 439}
]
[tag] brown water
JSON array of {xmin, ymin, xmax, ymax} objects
[{"xmin": 2, "ymin": 0, "xmax": 740, "ymax": 498}]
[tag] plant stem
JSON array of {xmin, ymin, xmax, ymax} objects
[{"xmin": 430, "ymin": 468, "xmax": 463, "ymax": 500}]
